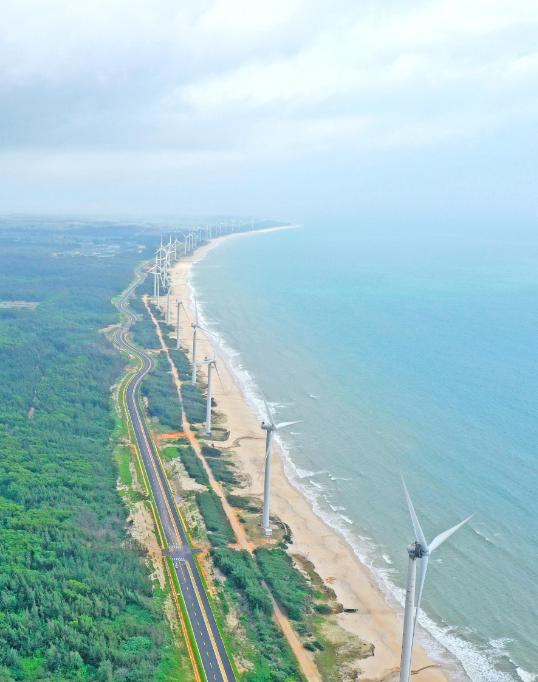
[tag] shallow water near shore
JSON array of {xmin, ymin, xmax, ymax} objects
[{"xmin": 191, "ymin": 223, "xmax": 538, "ymax": 682}]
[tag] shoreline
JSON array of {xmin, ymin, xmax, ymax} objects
[{"xmin": 167, "ymin": 227, "xmax": 461, "ymax": 682}]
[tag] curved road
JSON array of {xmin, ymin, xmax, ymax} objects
[{"xmin": 113, "ymin": 273, "xmax": 236, "ymax": 682}]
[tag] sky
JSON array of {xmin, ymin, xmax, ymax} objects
[{"xmin": 0, "ymin": 0, "xmax": 537, "ymax": 224}]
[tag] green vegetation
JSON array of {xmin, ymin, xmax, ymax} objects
[
  {"xmin": 201, "ymin": 444, "xmax": 222, "ymax": 458},
  {"xmin": 0, "ymin": 222, "xmax": 179, "ymax": 681},
  {"xmin": 115, "ymin": 444, "xmax": 134, "ymax": 487},
  {"xmin": 147, "ymin": 313, "xmax": 207, "ymax": 426},
  {"xmin": 132, "ymin": 313, "xmax": 160, "ymax": 348},
  {"xmin": 195, "ymin": 491, "xmax": 235, "ymax": 547},
  {"xmin": 178, "ymin": 445, "xmax": 209, "ymax": 486},
  {"xmin": 168, "ymin": 348, "xmax": 192, "ymax": 380},
  {"xmin": 166, "ymin": 348, "xmax": 207, "ymax": 424},
  {"xmin": 254, "ymin": 548, "xmax": 313, "ymax": 621},
  {"xmin": 213, "ymin": 549, "xmax": 271, "ymax": 613},
  {"xmin": 212, "ymin": 548, "xmax": 303, "ymax": 682},
  {"xmin": 141, "ymin": 353, "xmax": 182, "ymax": 431},
  {"xmin": 226, "ymin": 494, "xmax": 261, "ymax": 512},
  {"xmin": 161, "ymin": 445, "xmax": 180, "ymax": 462},
  {"xmin": 205, "ymin": 457, "xmax": 238, "ymax": 486},
  {"xmin": 180, "ymin": 382, "xmax": 206, "ymax": 424}
]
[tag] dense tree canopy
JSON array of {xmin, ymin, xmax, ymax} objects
[{"xmin": 0, "ymin": 223, "xmax": 171, "ymax": 681}]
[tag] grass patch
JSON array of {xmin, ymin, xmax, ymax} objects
[
  {"xmin": 161, "ymin": 445, "xmax": 180, "ymax": 462},
  {"xmin": 115, "ymin": 444, "xmax": 133, "ymax": 487}
]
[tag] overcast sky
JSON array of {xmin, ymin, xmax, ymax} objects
[{"xmin": 1, "ymin": 0, "xmax": 537, "ymax": 224}]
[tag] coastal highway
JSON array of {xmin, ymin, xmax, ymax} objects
[{"xmin": 113, "ymin": 275, "xmax": 236, "ymax": 682}]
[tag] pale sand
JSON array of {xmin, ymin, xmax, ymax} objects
[{"xmin": 163, "ymin": 228, "xmax": 457, "ymax": 682}]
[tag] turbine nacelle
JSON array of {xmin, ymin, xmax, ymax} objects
[{"xmin": 406, "ymin": 542, "xmax": 427, "ymax": 559}]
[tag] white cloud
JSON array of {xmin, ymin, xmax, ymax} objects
[{"xmin": 0, "ymin": 0, "xmax": 537, "ymax": 214}]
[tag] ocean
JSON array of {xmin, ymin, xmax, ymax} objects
[{"xmin": 190, "ymin": 222, "xmax": 538, "ymax": 682}]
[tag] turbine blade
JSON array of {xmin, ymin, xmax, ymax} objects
[
  {"xmin": 263, "ymin": 398, "xmax": 275, "ymax": 427},
  {"xmin": 428, "ymin": 514, "xmax": 474, "ymax": 553},
  {"xmin": 198, "ymin": 324, "xmax": 219, "ymax": 342},
  {"xmin": 275, "ymin": 420, "xmax": 301, "ymax": 430},
  {"xmin": 402, "ymin": 477, "xmax": 427, "ymax": 547},
  {"xmin": 182, "ymin": 306, "xmax": 193, "ymax": 326},
  {"xmin": 194, "ymin": 297, "xmax": 199, "ymax": 325},
  {"xmin": 214, "ymin": 362, "xmax": 226, "ymax": 394}
]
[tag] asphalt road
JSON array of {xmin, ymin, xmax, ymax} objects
[{"xmin": 114, "ymin": 277, "xmax": 236, "ymax": 682}]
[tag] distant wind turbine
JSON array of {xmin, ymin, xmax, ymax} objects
[
  {"xmin": 399, "ymin": 479, "xmax": 473, "ymax": 682},
  {"xmin": 191, "ymin": 299, "xmax": 199, "ymax": 384},
  {"xmin": 200, "ymin": 357, "xmax": 224, "ymax": 436},
  {"xmin": 176, "ymin": 300, "xmax": 182, "ymax": 349},
  {"xmin": 260, "ymin": 401, "xmax": 300, "ymax": 536},
  {"xmin": 166, "ymin": 283, "xmax": 171, "ymax": 324}
]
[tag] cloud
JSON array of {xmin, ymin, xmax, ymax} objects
[{"xmin": 0, "ymin": 0, "xmax": 537, "ymax": 215}]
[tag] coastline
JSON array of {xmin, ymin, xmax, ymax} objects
[{"xmin": 167, "ymin": 227, "xmax": 458, "ymax": 682}]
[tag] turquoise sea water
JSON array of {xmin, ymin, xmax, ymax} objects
[{"xmin": 191, "ymin": 224, "xmax": 538, "ymax": 682}]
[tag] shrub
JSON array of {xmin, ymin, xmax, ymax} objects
[
  {"xmin": 212, "ymin": 548, "xmax": 271, "ymax": 614},
  {"xmin": 226, "ymin": 495, "xmax": 261, "ymax": 512},
  {"xmin": 179, "ymin": 446, "xmax": 209, "ymax": 486},
  {"xmin": 254, "ymin": 548, "xmax": 312, "ymax": 621},
  {"xmin": 201, "ymin": 444, "xmax": 222, "ymax": 458},
  {"xmin": 212, "ymin": 549, "xmax": 303, "ymax": 681},
  {"xmin": 180, "ymin": 383, "xmax": 206, "ymax": 424},
  {"xmin": 195, "ymin": 491, "xmax": 235, "ymax": 546},
  {"xmin": 141, "ymin": 354, "xmax": 182, "ymax": 430},
  {"xmin": 206, "ymin": 457, "xmax": 238, "ymax": 485}
]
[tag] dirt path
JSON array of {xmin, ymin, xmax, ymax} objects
[{"xmin": 144, "ymin": 296, "xmax": 323, "ymax": 682}]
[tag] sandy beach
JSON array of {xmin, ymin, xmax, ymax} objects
[{"xmin": 164, "ymin": 227, "xmax": 456, "ymax": 682}]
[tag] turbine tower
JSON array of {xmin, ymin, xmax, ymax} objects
[
  {"xmin": 399, "ymin": 480, "xmax": 472, "ymax": 682},
  {"xmin": 166, "ymin": 283, "xmax": 171, "ymax": 324},
  {"xmin": 176, "ymin": 300, "xmax": 182, "ymax": 349},
  {"xmin": 200, "ymin": 357, "xmax": 222, "ymax": 436},
  {"xmin": 260, "ymin": 401, "xmax": 300, "ymax": 536},
  {"xmin": 191, "ymin": 300, "xmax": 199, "ymax": 384}
]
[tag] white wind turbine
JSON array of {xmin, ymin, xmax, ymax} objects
[
  {"xmin": 199, "ymin": 357, "xmax": 224, "ymax": 436},
  {"xmin": 149, "ymin": 263, "xmax": 160, "ymax": 300},
  {"xmin": 166, "ymin": 279, "xmax": 171, "ymax": 324},
  {"xmin": 260, "ymin": 401, "xmax": 300, "ymax": 536},
  {"xmin": 399, "ymin": 480, "xmax": 473, "ymax": 682},
  {"xmin": 175, "ymin": 300, "xmax": 183, "ymax": 349},
  {"xmin": 191, "ymin": 299, "xmax": 200, "ymax": 384}
]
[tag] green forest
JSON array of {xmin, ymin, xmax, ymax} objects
[{"xmin": 0, "ymin": 221, "xmax": 177, "ymax": 681}]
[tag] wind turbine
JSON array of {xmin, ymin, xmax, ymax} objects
[
  {"xmin": 175, "ymin": 300, "xmax": 182, "ymax": 349},
  {"xmin": 149, "ymin": 263, "xmax": 159, "ymax": 300},
  {"xmin": 191, "ymin": 300, "xmax": 199, "ymax": 384},
  {"xmin": 399, "ymin": 480, "xmax": 472, "ymax": 682},
  {"xmin": 166, "ymin": 282, "xmax": 171, "ymax": 324},
  {"xmin": 199, "ymin": 357, "xmax": 223, "ymax": 436},
  {"xmin": 260, "ymin": 401, "xmax": 300, "ymax": 536}
]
